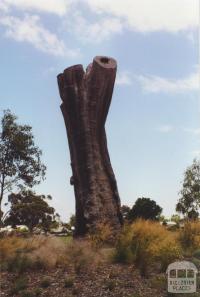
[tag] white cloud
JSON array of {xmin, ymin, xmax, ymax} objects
[
  {"xmin": 157, "ymin": 125, "xmax": 174, "ymax": 133},
  {"xmin": 1, "ymin": 0, "xmax": 71, "ymax": 16},
  {"xmin": 191, "ymin": 150, "xmax": 200, "ymax": 157},
  {"xmin": 184, "ymin": 128, "xmax": 200, "ymax": 135},
  {"xmin": 0, "ymin": 14, "xmax": 79, "ymax": 57},
  {"xmin": 84, "ymin": 0, "xmax": 198, "ymax": 33},
  {"xmin": 0, "ymin": 2, "xmax": 9, "ymax": 12},
  {"xmin": 116, "ymin": 71, "xmax": 132, "ymax": 86},
  {"xmin": 136, "ymin": 72, "xmax": 199, "ymax": 93},
  {"xmin": 69, "ymin": 12, "xmax": 123, "ymax": 43}
]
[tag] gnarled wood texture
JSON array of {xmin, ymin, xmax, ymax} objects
[{"xmin": 57, "ymin": 56, "xmax": 123, "ymax": 236}]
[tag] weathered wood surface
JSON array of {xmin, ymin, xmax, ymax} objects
[{"xmin": 57, "ymin": 56, "xmax": 123, "ymax": 236}]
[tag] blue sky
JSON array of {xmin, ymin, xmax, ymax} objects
[{"xmin": 0, "ymin": 0, "xmax": 199, "ymax": 221}]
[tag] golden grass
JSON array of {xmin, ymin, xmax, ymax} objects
[{"xmin": 114, "ymin": 219, "xmax": 182, "ymax": 276}]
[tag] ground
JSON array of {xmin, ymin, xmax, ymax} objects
[{"xmin": 0, "ymin": 263, "xmax": 167, "ymax": 297}]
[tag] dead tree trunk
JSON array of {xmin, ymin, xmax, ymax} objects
[{"xmin": 57, "ymin": 56, "xmax": 123, "ymax": 236}]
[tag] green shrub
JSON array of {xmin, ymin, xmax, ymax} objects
[
  {"xmin": 64, "ymin": 277, "xmax": 74, "ymax": 288},
  {"xmin": 10, "ymin": 276, "xmax": 28, "ymax": 295},
  {"xmin": 40, "ymin": 277, "xmax": 51, "ymax": 288},
  {"xmin": 7, "ymin": 254, "xmax": 33, "ymax": 273},
  {"xmin": 179, "ymin": 221, "xmax": 200, "ymax": 250},
  {"xmin": 191, "ymin": 257, "xmax": 200, "ymax": 270},
  {"xmin": 114, "ymin": 220, "xmax": 182, "ymax": 276},
  {"xmin": 149, "ymin": 275, "xmax": 166, "ymax": 290},
  {"xmin": 113, "ymin": 225, "xmax": 134, "ymax": 264},
  {"xmin": 152, "ymin": 234, "xmax": 182, "ymax": 271},
  {"xmin": 193, "ymin": 249, "xmax": 200, "ymax": 260}
]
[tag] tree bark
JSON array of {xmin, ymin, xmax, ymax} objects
[{"xmin": 57, "ymin": 56, "xmax": 123, "ymax": 236}]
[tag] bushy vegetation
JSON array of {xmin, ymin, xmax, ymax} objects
[
  {"xmin": 128, "ymin": 198, "xmax": 162, "ymax": 222},
  {"xmin": 65, "ymin": 240, "xmax": 104, "ymax": 274},
  {"xmin": 113, "ymin": 219, "xmax": 182, "ymax": 276},
  {"xmin": 0, "ymin": 234, "xmax": 106, "ymax": 275},
  {"xmin": 0, "ymin": 110, "xmax": 46, "ymax": 220},
  {"xmin": 89, "ymin": 221, "xmax": 114, "ymax": 248},
  {"xmin": 10, "ymin": 276, "xmax": 28, "ymax": 295},
  {"xmin": 176, "ymin": 159, "xmax": 200, "ymax": 220},
  {"xmin": 1, "ymin": 219, "xmax": 200, "ymax": 283},
  {"xmin": 0, "ymin": 235, "xmax": 69, "ymax": 271},
  {"xmin": 179, "ymin": 220, "xmax": 200, "ymax": 250},
  {"xmin": 5, "ymin": 190, "xmax": 58, "ymax": 232}
]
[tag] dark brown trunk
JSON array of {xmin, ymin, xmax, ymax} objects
[
  {"xmin": 57, "ymin": 56, "xmax": 123, "ymax": 236},
  {"xmin": 0, "ymin": 176, "xmax": 5, "ymax": 222}
]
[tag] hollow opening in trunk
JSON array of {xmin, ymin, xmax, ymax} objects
[{"xmin": 100, "ymin": 57, "xmax": 109, "ymax": 64}]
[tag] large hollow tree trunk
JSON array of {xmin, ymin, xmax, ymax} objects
[{"xmin": 57, "ymin": 56, "xmax": 123, "ymax": 236}]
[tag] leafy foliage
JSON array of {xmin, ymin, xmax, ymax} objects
[
  {"xmin": 0, "ymin": 110, "xmax": 46, "ymax": 216},
  {"xmin": 176, "ymin": 159, "xmax": 200, "ymax": 219},
  {"xmin": 128, "ymin": 197, "xmax": 162, "ymax": 222},
  {"xmin": 5, "ymin": 190, "xmax": 57, "ymax": 232}
]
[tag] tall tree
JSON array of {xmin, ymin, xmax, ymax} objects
[
  {"xmin": 0, "ymin": 110, "xmax": 46, "ymax": 217},
  {"xmin": 4, "ymin": 190, "xmax": 57, "ymax": 232},
  {"xmin": 128, "ymin": 197, "xmax": 162, "ymax": 221},
  {"xmin": 176, "ymin": 159, "xmax": 200, "ymax": 220}
]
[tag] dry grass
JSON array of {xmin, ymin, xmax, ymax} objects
[
  {"xmin": 29, "ymin": 236, "xmax": 67, "ymax": 268},
  {"xmin": 65, "ymin": 240, "xmax": 105, "ymax": 274},
  {"xmin": 0, "ymin": 235, "xmax": 107, "ymax": 274},
  {"xmin": 113, "ymin": 219, "xmax": 182, "ymax": 276},
  {"xmin": 179, "ymin": 220, "xmax": 200, "ymax": 250},
  {"xmin": 3, "ymin": 220, "xmax": 200, "ymax": 278},
  {"xmin": 88, "ymin": 221, "xmax": 114, "ymax": 248},
  {"xmin": 0, "ymin": 235, "xmax": 69, "ymax": 271}
]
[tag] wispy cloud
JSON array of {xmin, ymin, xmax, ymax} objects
[
  {"xmin": 0, "ymin": 2, "xmax": 9, "ymax": 12},
  {"xmin": 191, "ymin": 150, "xmax": 200, "ymax": 157},
  {"xmin": 136, "ymin": 72, "xmax": 199, "ymax": 93},
  {"xmin": 184, "ymin": 128, "xmax": 200, "ymax": 135},
  {"xmin": 116, "ymin": 71, "xmax": 132, "ymax": 86},
  {"xmin": 1, "ymin": 0, "xmax": 71, "ymax": 16},
  {"xmin": 157, "ymin": 125, "xmax": 174, "ymax": 133},
  {"xmin": 68, "ymin": 12, "xmax": 123, "ymax": 43},
  {"xmin": 0, "ymin": 14, "xmax": 79, "ymax": 57},
  {"xmin": 84, "ymin": 0, "xmax": 198, "ymax": 33}
]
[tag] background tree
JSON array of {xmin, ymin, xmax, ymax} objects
[
  {"xmin": 0, "ymin": 110, "xmax": 46, "ymax": 217},
  {"xmin": 158, "ymin": 215, "xmax": 168, "ymax": 226},
  {"xmin": 4, "ymin": 190, "xmax": 57, "ymax": 232},
  {"xmin": 121, "ymin": 205, "xmax": 131, "ymax": 221},
  {"xmin": 68, "ymin": 214, "xmax": 76, "ymax": 230},
  {"xmin": 171, "ymin": 214, "xmax": 181, "ymax": 226},
  {"xmin": 176, "ymin": 159, "xmax": 200, "ymax": 220},
  {"xmin": 128, "ymin": 197, "xmax": 162, "ymax": 221}
]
